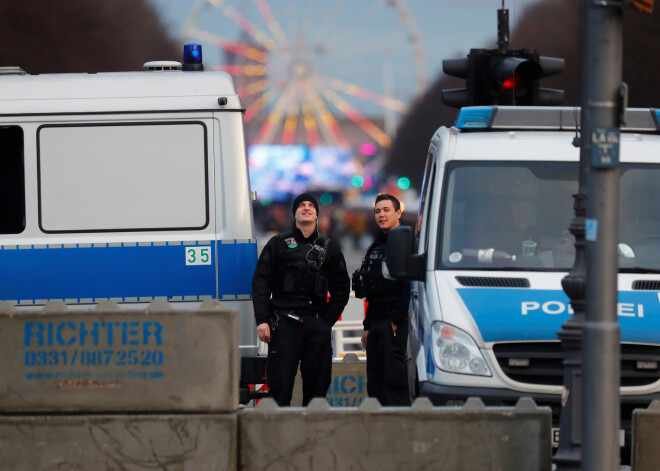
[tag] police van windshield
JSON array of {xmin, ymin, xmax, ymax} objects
[{"xmin": 438, "ymin": 162, "xmax": 660, "ymax": 272}]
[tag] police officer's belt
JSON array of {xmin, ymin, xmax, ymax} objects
[{"xmin": 274, "ymin": 309, "xmax": 317, "ymax": 317}]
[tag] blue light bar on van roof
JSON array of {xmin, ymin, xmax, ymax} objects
[
  {"xmin": 455, "ymin": 107, "xmax": 660, "ymax": 132},
  {"xmin": 456, "ymin": 107, "xmax": 495, "ymax": 129},
  {"xmin": 183, "ymin": 43, "xmax": 204, "ymax": 71}
]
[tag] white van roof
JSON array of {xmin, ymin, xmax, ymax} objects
[{"xmin": 0, "ymin": 69, "xmax": 242, "ymax": 115}]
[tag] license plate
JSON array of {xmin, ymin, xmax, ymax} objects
[{"xmin": 551, "ymin": 428, "xmax": 625, "ymax": 447}]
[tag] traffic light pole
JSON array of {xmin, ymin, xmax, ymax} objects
[
  {"xmin": 582, "ymin": 1, "xmax": 623, "ymax": 470},
  {"xmin": 554, "ymin": 1, "xmax": 623, "ymax": 470}
]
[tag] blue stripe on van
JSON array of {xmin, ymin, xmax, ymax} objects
[
  {"xmin": 217, "ymin": 240, "xmax": 258, "ymax": 299},
  {"xmin": 0, "ymin": 240, "xmax": 257, "ymax": 304},
  {"xmin": 457, "ymin": 288, "xmax": 660, "ymax": 344}
]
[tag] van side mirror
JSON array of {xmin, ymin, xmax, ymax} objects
[{"xmin": 385, "ymin": 226, "xmax": 426, "ymax": 281}]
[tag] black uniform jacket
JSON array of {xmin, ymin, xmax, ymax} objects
[
  {"xmin": 363, "ymin": 229, "xmax": 411, "ymax": 330},
  {"xmin": 252, "ymin": 226, "xmax": 350, "ymax": 327}
]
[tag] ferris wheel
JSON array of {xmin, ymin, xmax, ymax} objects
[{"xmin": 180, "ymin": 0, "xmax": 427, "ymax": 149}]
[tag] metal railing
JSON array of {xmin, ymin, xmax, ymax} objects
[{"xmin": 332, "ymin": 320, "xmax": 365, "ymax": 359}]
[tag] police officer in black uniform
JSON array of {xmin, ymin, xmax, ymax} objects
[
  {"xmin": 354, "ymin": 193, "xmax": 411, "ymax": 405},
  {"xmin": 252, "ymin": 193, "xmax": 350, "ymax": 406}
]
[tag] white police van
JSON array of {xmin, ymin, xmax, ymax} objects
[
  {"xmin": 0, "ymin": 46, "xmax": 258, "ymax": 360},
  {"xmin": 387, "ymin": 106, "xmax": 660, "ymax": 447}
]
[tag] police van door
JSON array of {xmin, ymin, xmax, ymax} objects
[
  {"xmin": 409, "ymin": 151, "xmax": 438, "ymax": 391},
  {"xmin": 211, "ymin": 113, "xmax": 259, "ymax": 353}
]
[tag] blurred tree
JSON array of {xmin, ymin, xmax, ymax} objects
[
  {"xmin": 387, "ymin": 0, "xmax": 660, "ymax": 191},
  {"xmin": 513, "ymin": 0, "xmax": 660, "ymax": 107},
  {"xmin": 513, "ymin": 0, "xmax": 581, "ymax": 107},
  {"xmin": 0, "ymin": 0, "xmax": 179, "ymax": 74},
  {"xmin": 385, "ymin": 74, "xmax": 459, "ymax": 190}
]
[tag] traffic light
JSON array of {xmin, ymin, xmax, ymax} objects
[
  {"xmin": 442, "ymin": 48, "xmax": 565, "ymax": 108},
  {"xmin": 441, "ymin": 56, "xmax": 471, "ymax": 108},
  {"xmin": 488, "ymin": 49, "xmax": 564, "ymax": 106}
]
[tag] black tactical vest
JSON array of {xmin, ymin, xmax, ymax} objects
[
  {"xmin": 363, "ymin": 233, "xmax": 400, "ymax": 301},
  {"xmin": 273, "ymin": 231, "xmax": 329, "ymax": 300}
]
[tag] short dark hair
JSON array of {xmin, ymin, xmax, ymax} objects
[{"xmin": 374, "ymin": 193, "xmax": 400, "ymax": 211}]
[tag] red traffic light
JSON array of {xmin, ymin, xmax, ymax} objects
[
  {"xmin": 501, "ymin": 75, "xmax": 517, "ymax": 92},
  {"xmin": 493, "ymin": 57, "xmax": 541, "ymax": 91},
  {"xmin": 441, "ymin": 48, "xmax": 564, "ymax": 107}
]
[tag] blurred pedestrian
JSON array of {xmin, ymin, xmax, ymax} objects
[{"xmin": 348, "ymin": 210, "xmax": 367, "ymax": 250}]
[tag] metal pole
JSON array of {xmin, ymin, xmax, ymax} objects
[
  {"xmin": 553, "ymin": 0, "xmax": 592, "ymax": 468},
  {"xmin": 553, "ymin": 199, "xmax": 586, "ymax": 471},
  {"xmin": 497, "ymin": 7, "xmax": 510, "ymax": 50},
  {"xmin": 555, "ymin": 1, "xmax": 624, "ymax": 469},
  {"xmin": 582, "ymin": 0, "xmax": 623, "ymax": 469},
  {"xmin": 553, "ymin": 191, "xmax": 586, "ymax": 471}
]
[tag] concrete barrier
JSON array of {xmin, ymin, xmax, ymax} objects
[
  {"xmin": 633, "ymin": 400, "xmax": 660, "ymax": 471},
  {"xmin": 0, "ymin": 300, "xmax": 239, "ymax": 412},
  {"xmin": 290, "ymin": 353, "xmax": 367, "ymax": 407},
  {"xmin": 240, "ymin": 396, "xmax": 552, "ymax": 471},
  {"xmin": 0, "ymin": 414, "xmax": 237, "ymax": 471}
]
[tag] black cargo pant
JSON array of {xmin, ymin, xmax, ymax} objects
[
  {"xmin": 366, "ymin": 317, "xmax": 411, "ymax": 406},
  {"xmin": 266, "ymin": 311, "xmax": 333, "ymax": 406}
]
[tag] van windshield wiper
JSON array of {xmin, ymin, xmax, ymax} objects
[
  {"xmin": 619, "ymin": 267, "xmax": 660, "ymax": 274},
  {"xmin": 469, "ymin": 266, "xmax": 540, "ymax": 272}
]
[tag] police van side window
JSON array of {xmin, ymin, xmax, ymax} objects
[
  {"xmin": 0, "ymin": 126, "xmax": 26, "ymax": 234},
  {"xmin": 415, "ymin": 154, "xmax": 435, "ymax": 252},
  {"xmin": 37, "ymin": 123, "xmax": 209, "ymax": 233}
]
